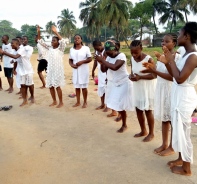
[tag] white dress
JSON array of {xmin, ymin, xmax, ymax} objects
[
  {"xmin": 96, "ymin": 50, "xmax": 107, "ymax": 97},
  {"xmin": 106, "ymin": 53, "xmax": 133, "ymax": 111},
  {"xmin": 171, "ymin": 52, "xmax": 197, "ymax": 163},
  {"xmin": 69, "ymin": 46, "xmax": 92, "ymax": 88},
  {"xmin": 38, "ymin": 39, "xmax": 67, "ymax": 88},
  {"xmin": 132, "ymin": 55, "xmax": 156, "ymax": 110},
  {"xmin": 154, "ymin": 53, "xmax": 181, "ymax": 122}
]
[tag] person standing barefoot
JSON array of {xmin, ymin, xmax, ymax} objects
[
  {"xmin": 37, "ymin": 25, "xmax": 66, "ymax": 108},
  {"xmin": 130, "ymin": 40, "xmax": 156, "ymax": 142},
  {"xmin": 69, "ymin": 34, "xmax": 92, "ymax": 108}
]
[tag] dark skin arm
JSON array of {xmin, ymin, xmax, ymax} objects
[
  {"xmin": 69, "ymin": 59, "xmax": 78, "ymax": 69},
  {"xmin": 162, "ymin": 47, "xmax": 197, "ymax": 84},
  {"xmin": 92, "ymin": 60, "xmax": 98, "ymax": 79},
  {"xmin": 13, "ymin": 62, "xmax": 17, "ymax": 75},
  {"xmin": 0, "ymin": 49, "xmax": 20, "ymax": 59},
  {"xmin": 94, "ymin": 54, "xmax": 125, "ymax": 71},
  {"xmin": 130, "ymin": 58, "xmax": 156, "ymax": 81},
  {"xmin": 76, "ymin": 57, "xmax": 92, "ymax": 67}
]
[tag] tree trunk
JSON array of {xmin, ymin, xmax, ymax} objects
[
  {"xmin": 140, "ymin": 19, "xmax": 143, "ymax": 41},
  {"xmin": 170, "ymin": 20, "xmax": 173, "ymax": 33},
  {"xmin": 184, "ymin": 9, "xmax": 188, "ymax": 22},
  {"xmin": 152, "ymin": 14, "xmax": 158, "ymax": 34}
]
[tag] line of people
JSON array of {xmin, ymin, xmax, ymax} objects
[{"xmin": 0, "ymin": 22, "xmax": 197, "ymax": 176}]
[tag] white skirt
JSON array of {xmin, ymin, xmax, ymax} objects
[
  {"xmin": 97, "ymin": 86, "xmax": 105, "ymax": 97},
  {"xmin": 16, "ymin": 73, "xmax": 21, "ymax": 89},
  {"xmin": 171, "ymin": 84, "xmax": 197, "ymax": 163},
  {"xmin": 133, "ymin": 79, "xmax": 156, "ymax": 110},
  {"xmin": 74, "ymin": 83, "xmax": 88, "ymax": 89},
  {"xmin": 154, "ymin": 80, "xmax": 172, "ymax": 122},
  {"xmin": 107, "ymin": 80, "xmax": 134, "ymax": 111}
]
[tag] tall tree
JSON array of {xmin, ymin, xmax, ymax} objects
[
  {"xmin": 45, "ymin": 21, "xmax": 56, "ymax": 35},
  {"xmin": 79, "ymin": 0, "xmax": 101, "ymax": 39},
  {"xmin": 101, "ymin": 0, "xmax": 132, "ymax": 40},
  {"xmin": 57, "ymin": 9, "xmax": 76, "ymax": 38},
  {"xmin": 158, "ymin": 0, "xmax": 185, "ymax": 33}
]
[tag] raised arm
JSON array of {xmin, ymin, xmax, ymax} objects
[
  {"xmin": 51, "ymin": 25, "xmax": 62, "ymax": 40},
  {"xmin": 37, "ymin": 25, "xmax": 41, "ymax": 40}
]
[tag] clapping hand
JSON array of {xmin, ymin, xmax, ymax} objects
[
  {"xmin": 163, "ymin": 46, "xmax": 175, "ymax": 64},
  {"xmin": 94, "ymin": 54, "xmax": 104, "ymax": 64},
  {"xmin": 129, "ymin": 73, "xmax": 141, "ymax": 81}
]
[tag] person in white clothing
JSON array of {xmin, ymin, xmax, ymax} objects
[
  {"xmin": 95, "ymin": 40, "xmax": 134, "ymax": 133},
  {"xmin": 69, "ymin": 34, "xmax": 92, "ymax": 108},
  {"xmin": 37, "ymin": 25, "xmax": 66, "ymax": 108},
  {"xmin": 22, "ymin": 36, "xmax": 34, "ymax": 102},
  {"xmin": 35, "ymin": 35, "xmax": 48, "ymax": 88},
  {"xmin": 0, "ymin": 38, "xmax": 34, "ymax": 106},
  {"xmin": 142, "ymin": 33, "xmax": 181, "ymax": 155},
  {"xmin": 160, "ymin": 22, "xmax": 197, "ymax": 176},
  {"xmin": 130, "ymin": 40, "xmax": 156, "ymax": 142},
  {"xmin": 92, "ymin": 40, "xmax": 107, "ymax": 110},
  {"xmin": 1, "ymin": 35, "xmax": 14, "ymax": 93}
]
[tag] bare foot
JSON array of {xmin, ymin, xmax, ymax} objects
[
  {"xmin": 5, "ymin": 88, "xmax": 10, "ymax": 91},
  {"xmin": 16, "ymin": 91, "xmax": 21, "ymax": 95},
  {"xmin": 40, "ymin": 86, "xmax": 45, "ymax": 89},
  {"xmin": 171, "ymin": 166, "xmax": 191, "ymax": 176},
  {"xmin": 49, "ymin": 102, "xmax": 57, "ymax": 107},
  {"xmin": 56, "ymin": 103, "xmax": 63, "ymax": 108},
  {"xmin": 154, "ymin": 145, "xmax": 167, "ymax": 154},
  {"xmin": 82, "ymin": 103, "xmax": 87, "ymax": 108},
  {"xmin": 143, "ymin": 134, "xmax": 154, "ymax": 142},
  {"xmin": 107, "ymin": 112, "xmax": 117, "ymax": 117},
  {"xmin": 159, "ymin": 147, "xmax": 175, "ymax": 156},
  {"xmin": 8, "ymin": 88, "xmax": 13, "ymax": 93},
  {"xmin": 20, "ymin": 100, "xmax": 28, "ymax": 107},
  {"xmin": 134, "ymin": 131, "xmax": 148, "ymax": 138},
  {"xmin": 73, "ymin": 103, "xmax": 80, "ymax": 107},
  {"xmin": 167, "ymin": 159, "xmax": 183, "ymax": 167},
  {"xmin": 117, "ymin": 126, "xmax": 127, "ymax": 133},
  {"xmin": 0, "ymin": 88, "xmax": 3, "ymax": 91},
  {"xmin": 103, "ymin": 107, "xmax": 109, "ymax": 112},
  {"xmin": 114, "ymin": 116, "xmax": 122, "ymax": 122},
  {"xmin": 30, "ymin": 98, "xmax": 35, "ymax": 103},
  {"xmin": 19, "ymin": 96, "xmax": 23, "ymax": 99},
  {"xmin": 95, "ymin": 105, "xmax": 105, "ymax": 110}
]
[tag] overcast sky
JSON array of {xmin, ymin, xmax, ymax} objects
[{"xmin": 0, "ymin": 0, "xmax": 196, "ymax": 32}]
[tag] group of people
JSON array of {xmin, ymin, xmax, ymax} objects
[{"xmin": 0, "ymin": 22, "xmax": 197, "ymax": 176}]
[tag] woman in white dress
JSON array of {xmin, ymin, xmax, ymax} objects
[
  {"xmin": 92, "ymin": 40, "xmax": 107, "ymax": 110},
  {"xmin": 95, "ymin": 40, "xmax": 133, "ymax": 133},
  {"xmin": 37, "ymin": 25, "xmax": 66, "ymax": 108},
  {"xmin": 69, "ymin": 34, "xmax": 92, "ymax": 108},
  {"xmin": 130, "ymin": 40, "xmax": 156, "ymax": 142},
  {"xmin": 160, "ymin": 22, "xmax": 197, "ymax": 176},
  {"xmin": 142, "ymin": 34, "xmax": 181, "ymax": 155}
]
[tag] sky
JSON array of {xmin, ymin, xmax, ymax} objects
[{"xmin": 0, "ymin": 0, "xmax": 196, "ymax": 32}]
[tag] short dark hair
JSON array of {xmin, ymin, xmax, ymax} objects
[
  {"xmin": 22, "ymin": 35, "xmax": 28, "ymax": 40},
  {"xmin": 3, "ymin": 35, "xmax": 9, "ymax": 40},
  {"xmin": 130, "ymin": 40, "xmax": 142, "ymax": 48},
  {"xmin": 12, "ymin": 38, "xmax": 19, "ymax": 44},
  {"xmin": 182, "ymin": 22, "xmax": 197, "ymax": 43},
  {"xmin": 93, "ymin": 40, "xmax": 102, "ymax": 47},
  {"xmin": 16, "ymin": 36, "xmax": 22, "ymax": 39},
  {"xmin": 73, "ymin": 34, "xmax": 84, "ymax": 48}
]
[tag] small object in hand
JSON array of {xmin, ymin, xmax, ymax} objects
[{"xmin": 94, "ymin": 77, "xmax": 98, "ymax": 85}]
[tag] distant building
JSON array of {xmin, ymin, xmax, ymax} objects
[{"xmin": 41, "ymin": 31, "xmax": 70, "ymax": 45}]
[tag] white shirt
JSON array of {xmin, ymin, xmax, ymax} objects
[
  {"xmin": 2, "ymin": 43, "xmax": 14, "ymax": 68},
  {"xmin": 23, "ymin": 45, "xmax": 33, "ymax": 60},
  {"xmin": 37, "ymin": 42, "xmax": 48, "ymax": 60},
  {"xmin": 177, "ymin": 45, "xmax": 197, "ymax": 57},
  {"xmin": 16, "ymin": 47, "xmax": 34, "ymax": 75}
]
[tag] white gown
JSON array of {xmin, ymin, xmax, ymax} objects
[
  {"xmin": 96, "ymin": 50, "xmax": 107, "ymax": 97},
  {"xmin": 154, "ymin": 53, "xmax": 181, "ymax": 122},
  {"xmin": 38, "ymin": 39, "xmax": 67, "ymax": 88},
  {"xmin": 106, "ymin": 53, "xmax": 133, "ymax": 111},
  {"xmin": 69, "ymin": 46, "xmax": 92, "ymax": 88},
  {"xmin": 131, "ymin": 55, "xmax": 156, "ymax": 110},
  {"xmin": 171, "ymin": 52, "xmax": 197, "ymax": 163}
]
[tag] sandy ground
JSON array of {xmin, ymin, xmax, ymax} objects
[{"xmin": 0, "ymin": 54, "xmax": 197, "ymax": 184}]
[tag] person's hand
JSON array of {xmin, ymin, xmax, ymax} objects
[
  {"xmin": 76, "ymin": 61, "xmax": 84, "ymax": 67},
  {"xmin": 163, "ymin": 46, "xmax": 175, "ymax": 64},
  {"xmin": 0, "ymin": 49, "xmax": 4, "ymax": 54},
  {"xmin": 94, "ymin": 54, "xmax": 104, "ymax": 64},
  {"xmin": 72, "ymin": 64, "xmax": 78, "ymax": 69},
  {"xmin": 36, "ymin": 25, "xmax": 40, "ymax": 32},
  {"xmin": 141, "ymin": 62, "xmax": 155, "ymax": 73},
  {"xmin": 51, "ymin": 25, "xmax": 58, "ymax": 34},
  {"xmin": 154, "ymin": 51, "xmax": 162, "ymax": 61},
  {"xmin": 10, "ymin": 60, "xmax": 14, "ymax": 64},
  {"xmin": 13, "ymin": 70, "xmax": 17, "ymax": 75},
  {"xmin": 129, "ymin": 73, "xmax": 141, "ymax": 81}
]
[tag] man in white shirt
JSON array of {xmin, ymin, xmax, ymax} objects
[
  {"xmin": 35, "ymin": 35, "xmax": 48, "ymax": 88},
  {"xmin": 22, "ymin": 36, "xmax": 34, "ymax": 102},
  {"xmin": 0, "ymin": 38, "xmax": 34, "ymax": 106},
  {"xmin": 1, "ymin": 35, "xmax": 14, "ymax": 93}
]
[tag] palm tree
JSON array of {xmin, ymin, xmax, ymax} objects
[
  {"xmin": 158, "ymin": 0, "xmax": 185, "ymax": 33},
  {"xmin": 101, "ymin": 0, "xmax": 132, "ymax": 40},
  {"xmin": 79, "ymin": 0, "xmax": 101, "ymax": 39},
  {"xmin": 45, "ymin": 21, "xmax": 56, "ymax": 35},
  {"xmin": 57, "ymin": 9, "xmax": 76, "ymax": 38}
]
